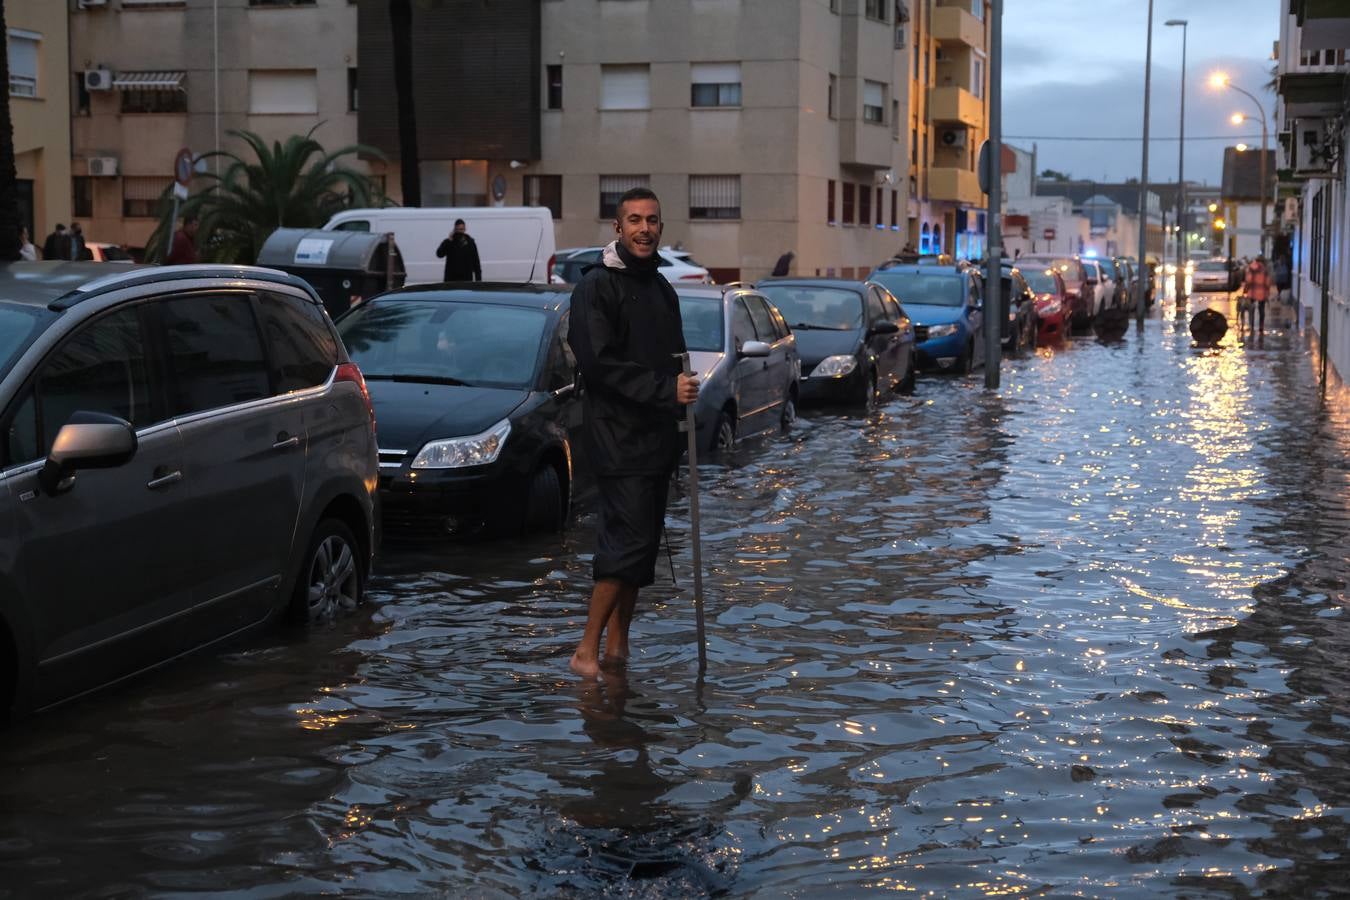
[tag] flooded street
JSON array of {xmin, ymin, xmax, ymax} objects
[{"xmin": 3, "ymin": 296, "xmax": 1349, "ymax": 898}]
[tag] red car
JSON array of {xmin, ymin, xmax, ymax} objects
[
  {"xmin": 1020, "ymin": 255, "xmax": 1089, "ymax": 331},
  {"xmin": 1020, "ymin": 263, "xmax": 1070, "ymax": 343}
]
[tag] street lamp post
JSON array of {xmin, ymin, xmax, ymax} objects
[
  {"xmin": 1135, "ymin": 0, "xmax": 1155, "ymax": 327},
  {"xmin": 1165, "ymin": 19, "xmax": 1187, "ymax": 311},
  {"xmin": 1212, "ymin": 73, "xmax": 1270, "ymax": 257}
]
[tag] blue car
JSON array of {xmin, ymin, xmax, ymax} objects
[{"xmin": 868, "ymin": 263, "xmax": 986, "ymax": 375}]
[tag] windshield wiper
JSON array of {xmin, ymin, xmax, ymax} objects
[
  {"xmin": 790, "ymin": 322, "xmax": 849, "ymax": 331},
  {"xmin": 365, "ymin": 373, "xmax": 475, "ymax": 387}
]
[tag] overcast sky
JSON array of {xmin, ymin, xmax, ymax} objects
[{"xmin": 1003, "ymin": 0, "xmax": 1279, "ymax": 186}]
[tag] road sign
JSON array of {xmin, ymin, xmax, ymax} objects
[
  {"xmin": 1043, "ymin": 227, "xmax": 1055, "ymax": 240},
  {"xmin": 173, "ymin": 147, "xmax": 194, "ymax": 187}
]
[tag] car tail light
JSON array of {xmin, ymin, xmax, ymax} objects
[
  {"xmin": 546, "ymin": 254, "xmax": 555, "ymax": 281},
  {"xmin": 335, "ymin": 362, "xmax": 376, "ymax": 431}
]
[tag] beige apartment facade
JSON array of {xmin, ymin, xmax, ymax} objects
[
  {"xmin": 903, "ymin": 0, "xmax": 990, "ymax": 260},
  {"xmin": 69, "ymin": 0, "xmax": 361, "ymax": 254},
  {"xmin": 8, "ymin": 0, "xmax": 72, "ymax": 248},
  {"xmin": 521, "ymin": 0, "xmax": 912, "ymax": 281}
]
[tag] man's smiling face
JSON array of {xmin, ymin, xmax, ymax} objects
[{"xmin": 616, "ymin": 198, "xmax": 662, "ymax": 260}]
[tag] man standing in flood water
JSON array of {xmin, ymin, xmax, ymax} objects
[{"xmin": 567, "ymin": 187, "xmax": 700, "ymax": 677}]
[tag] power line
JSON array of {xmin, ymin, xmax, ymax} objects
[{"xmin": 1005, "ymin": 134, "xmax": 1263, "ymax": 142}]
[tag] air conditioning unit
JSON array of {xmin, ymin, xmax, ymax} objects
[
  {"xmin": 88, "ymin": 157, "xmax": 119, "ymax": 177},
  {"xmin": 83, "ymin": 69, "xmax": 113, "ymax": 91},
  {"xmin": 1293, "ymin": 117, "xmax": 1331, "ymax": 174},
  {"xmin": 77, "ymin": 0, "xmax": 108, "ymax": 8},
  {"xmin": 940, "ymin": 128, "xmax": 967, "ymax": 148}
]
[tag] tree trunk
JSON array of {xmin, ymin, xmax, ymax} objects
[
  {"xmin": 0, "ymin": 0, "xmax": 25, "ymax": 260},
  {"xmin": 389, "ymin": 0, "xmax": 421, "ymax": 208}
]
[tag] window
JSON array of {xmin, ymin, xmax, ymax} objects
[
  {"xmin": 525, "ymin": 174, "xmax": 563, "ymax": 219},
  {"xmin": 599, "ymin": 174, "xmax": 650, "ymax": 218},
  {"xmin": 911, "ymin": 126, "xmax": 918, "ymax": 165},
  {"xmin": 827, "ymin": 179, "xmax": 836, "ymax": 225},
  {"xmin": 859, "ymin": 184, "xmax": 872, "ymax": 226},
  {"xmin": 7, "ymin": 29, "xmax": 38, "ymax": 98},
  {"xmin": 691, "ymin": 62, "xmax": 741, "ymax": 107},
  {"xmin": 745, "ymin": 296, "xmax": 776, "ymax": 341},
  {"xmin": 37, "ymin": 307, "xmax": 154, "ymax": 455},
  {"xmin": 546, "ymin": 64, "xmax": 563, "ymax": 109},
  {"xmin": 828, "ymin": 73, "xmax": 837, "ymax": 119},
  {"xmin": 863, "ymin": 80, "xmax": 885, "ymax": 124},
  {"xmin": 5, "ymin": 389, "xmax": 37, "ymax": 467},
  {"xmin": 892, "ymin": 100, "xmax": 900, "ymax": 138},
  {"xmin": 865, "ymin": 288, "xmax": 887, "ymax": 326},
  {"xmin": 347, "ymin": 68, "xmax": 358, "ymax": 112},
  {"xmin": 829, "ymin": 0, "xmax": 839, "ymax": 11},
  {"xmin": 970, "ymin": 0, "xmax": 984, "ymax": 21},
  {"xmin": 865, "ymin": 0, "xmax": 888, "ymax": 20},
  {"xmin": 689, "ymin": 175, "xmax": 740, "ymax": 220},
  {"xmin": 258, "ymin": 293, "xmax": 337, "ymax": 393},
  {"xmin": 73, "ymin": 177, "xmax": 94, "ymax": 218},
  {"xmin": 731, "ymin": 298, "xmax": 756, "ymax": 350},
  {"xmin": 876, "ymin": 188, "xmax": 883, "ymax": 228},
  {"xmin": 248, "ymin": 69, "xmax": 317, "ymax": 114},
  {"xmin": 160, "ymin": 294, "xmax": 270, "ymax": 415},
  {"xmin": 890, "ymin": 190, "xmax": 898, "ymax": 230},
  {"xmin": 600, "ymin": 64, "xmax": 649, "ymax": 110},
  {"xmin": 881, "ymin": 293, "xmax": 903, "ymax": 323},
  {"xmin": 122, "ymin": 176, "xmax": 172, "ymax": 218},
  {"xmin": 842, "ymin": 183, "xmax": 855, "ymax": 225},
  {"xmin": 248, "ymin": 0, "xmax": 317, "ymax": 5},
  {"xmin": 74, "ymin": 72, "xmax": 90, "ymax": 115},
  {"xmin": 971, "ymin": 57, "xmax": 984, "ymax": 100},
  {"xmin": 121, "ymin": 88, "xmax": 187, "ymax": 114}
]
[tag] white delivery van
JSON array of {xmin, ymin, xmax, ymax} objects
[{"xmin": 323, "ymin": 207, "xmax": 556, "ymax": 285}]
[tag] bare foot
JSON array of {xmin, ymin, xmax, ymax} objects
[
  {"xmin": 569, "ymin": 652, "xmax": 602, "ymax": 678},
  {"xmin": 599, "ymin": 653, "xmax": 628, "ymax": 672}
]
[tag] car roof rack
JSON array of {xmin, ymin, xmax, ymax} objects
[{"xmin": 48, "ymin": 264, "xmax": 312, "ymax": 311}]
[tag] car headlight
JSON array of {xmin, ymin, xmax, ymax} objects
[
  {"xmin": 411, "ymin": 419, "xmax": 511, "ymax": 469},
  {"xmin": 811, "ymin": 355, "xmax": 857, "ymax": 378},
  {"xmin": 926, "ymin": 323, "xmax": 959, "ymax": 338}
]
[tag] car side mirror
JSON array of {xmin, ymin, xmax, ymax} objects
[
  {"xmin": 739, "ymin": 340, "xmax": 772, "ymax": 358},
  {"xmin": 39, "ymin": 411, "xmax": 137, "ymax": 496},
  {"xmin": 869, "ymin": 320, "xmax": 900, "ymax": 336}
]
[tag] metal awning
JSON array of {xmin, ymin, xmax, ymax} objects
[{"xmin": 111, "ymin": 71, "xmax": 185, "ymax": 91}]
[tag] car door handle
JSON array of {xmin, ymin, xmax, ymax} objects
[
  {"xmin": 147, "ymin": 469, "xmax": 182, "ymax": 490},
  {"xmin": 272, "ymin": 433, "xmax": 301, "ymax": 451}
]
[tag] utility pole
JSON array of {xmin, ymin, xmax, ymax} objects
[
  {"xmin": 1135, "ymin": 0, "xmax": 1155, "ymax": 328},
  {"xmin": 983, "ymin": 0, "xmax": 1003, "ymax": 390}
]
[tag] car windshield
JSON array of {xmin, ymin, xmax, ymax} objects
[
  {"xmin": 0, "ymin": 303, "xmax": 52, "ymax": 373},
  {"xmin": 338, "ymin": 299, "xmax": 549, "ymax": 390},
  {"xmin": 756, "ymin": 286, "xmax": 862, "ymax": 330},
  {"xmin": 868, "ymin": 271, "xmax": 965, "ymax": 307},
  {"xmin": 670, "ymin": 252, "xmax": 704, "ymax": 268},
  {"xmin": 678, "ymin": 296, "xmax": 725, "ymax": 351},
  {"xmin": 1022, "ymin": 268, "xmax": 1059, "ymax": 293},
  {"xmin": 1196, "ymin": 260, "xmax": 1227, "ymax": 271}
]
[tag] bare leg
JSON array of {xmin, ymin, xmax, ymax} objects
[
  {"xmin": 603, "ymin": 584, "xmax": 639, "ymax": 664},
  {"xmin": 570, "ymin": 579, "xmax": 626, "ymax": 677}
]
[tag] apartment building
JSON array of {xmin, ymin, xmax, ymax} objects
[
  {"xmin": 68, "ymin": 0, "xmax": 361, "ymax": 253},
  {"xmin": 904, "ymin": 0, "xmax": 990, "ymax": 260},
  {"xmin": 1275, "ymin": 0, "xmax": 1350, "ymax": 385},
  {"xmin": 8, "ymin": 0, "xmax": 72, "ymax": 246}
]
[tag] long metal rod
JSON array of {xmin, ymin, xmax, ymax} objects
[
  {"xmin": 983, "ymin": 0, "xmax": 1003, "ymax": 390},
  {"xmin": 679, "ymin": 353, "xmax": 708, "ymax": 673},
  {"xmin": 1176, "ymin": 23, "xmax": 1187, "ymax": 309},
  {"xmin": 1136, "ymin": 0, "xmax": 1155, "ymax": 327}
]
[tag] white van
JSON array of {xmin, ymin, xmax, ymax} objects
[{"xmin": 323, "ymin": 207, "xmax": 556, "ymax": 286}]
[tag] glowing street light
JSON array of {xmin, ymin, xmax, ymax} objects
[
  {"xmin": 1211, "ymin": 71, "xmax": 1270, "ymax": 254},
  {"xmin": 1208, "ymin": 202, "xmax": 1219, "ymax": 212},
  {"xmin": 1231, "ymin": 112, "xmax": 1245, "ymax": 125},
  {"xmin": 1236, "ymin": 143, "xmax": 1249, "ymax": 152}
]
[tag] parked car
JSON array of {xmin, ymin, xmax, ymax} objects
[
  {"xmin": 554, "ymin": 246, "xmax": 712, "ymax": 286},
  {"xmin": 336, "ymin": 284, "xmax": 580, "ymax": 538},
  {"xmin": 756, "ymin": 278, "xmax": 915, "ymax": 406},
  {"xmin": 678, "ymin": 285, "xmax": 800, "ymax": 452},
  {"xmin": 85, "ymin": 242, "xmax": 134, "ymax": 263},
  {"xmin": 1020, "ymin": 255, "xmax": 1091, "ymax": 329},
  {"xmin": 1079, "ymin": 259, "xmax": 1111, "ymax": 322},
  {"xmin": 0, "ymin": 262, "xmax": 378, "ymax": 719},
  {"xmin": 1019, "ymin": 263, "xmax": 1071, "ymax": 343},
  {"xmin": 325, "ymin": 206, "xmax": 557, "ymax": 285},
  {"xmin": 1112, "ymin": 256, "xmax": 1135, "ymax": 309},
  {"xmin": 1000, "ymin": 264, "xmax": 1040, "ymax": 354},
  {"xmin": 1191, "ymin": 258, "xmax": 1234, "ymax": 292},
  {"xmin": 866, "ymin": 263, "xmax": 984, "ymax": 375}
]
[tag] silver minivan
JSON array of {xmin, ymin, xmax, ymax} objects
[{"xmin": 0, "ymin": 263, "xmax": 378, "ymax": 719}]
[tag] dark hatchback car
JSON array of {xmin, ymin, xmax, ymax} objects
[
  {"xmin": 336, "ymin": 284, "xmax": 580, "ymax": 538},
  {"xmin": 999, "ymin": 263, "xmax": 1040, "ymax": 354},
  {"xmin": 756, "ymin": 278, "xmax": 915, "ymax": 408},
  {"xmin": 0, "ymin": 262, "xmax": 379, "ymax": 720}
]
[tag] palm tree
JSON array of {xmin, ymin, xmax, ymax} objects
[
  {"xmin": 0, "ymin": 0, "xmax": 24, "ymax": 261},
  {"xmin": 147, "ymin": 126, "xmax": 385, "ymax": 264}
]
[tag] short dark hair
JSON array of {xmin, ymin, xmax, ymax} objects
[
  {"xmin": 454, "ymin": 218, "xmax": 466, "ymax": 227},
  {"xmin": 55, "ymin": 223, "xmax": 66, "ymax": 231},
  {"xmin": 182, "ymin": 213, "xmax": 198, "ymax": 226},
  {"xmin": 616, "ymin": 187, "xmax": 660, "ymax": 218}
]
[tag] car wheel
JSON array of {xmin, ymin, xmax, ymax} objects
[
  {"xmin": 780, "ymin": 390, "xmax": 797, "ymax": 431},
  {"xmin": 899, "ymin": 355, "xmax": 917, "ymax": 394},
  {"xmin": 524, "ymin": 464, "xmax": 566, "ymax": 534},
  {"xmin": 1027, "ymin": 319, "xmax": 1038, "ymax": 351},
  {"xmin": 1008, "ymin": 326, "xmax": 1020, "ymax": 357},
  {"xmin": 292, "ymin": 518, "xmax": 362, "ymax": 623},
  {"xmin": 712, "ymin": 410, "xmax": 736, "ymax": 453},
  {"xmin": 958, "ymin": 342, "xmax": 974, "ymax": 376},
  {"xmin": 857, "ymin": 370, "xmax": 878, "ymax": 410}
]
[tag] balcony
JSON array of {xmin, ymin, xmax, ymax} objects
[
  {"xmin": 929, "ymin": 167, "xmax": 984, "ymax": 205},
  {"xmin": 929, "ymin": 86, "xmax": 983, "ymax": 127},
  {"xmin": 931, "ymin": 5, "xmax": 984, "ymax": 48}
]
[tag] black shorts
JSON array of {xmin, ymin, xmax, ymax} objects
[{"xmin": 593, "ymin": 472, "xmax": 672, "ymax": 588}]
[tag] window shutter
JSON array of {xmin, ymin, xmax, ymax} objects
[{"xmin": 600, "ymin": 65, "xmax": 650, "ymax": 110}]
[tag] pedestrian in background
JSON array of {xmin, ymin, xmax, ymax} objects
[
  {"xmin": 567, "ymin": 187, "xmax": 699, "ymax": 678},
  {"xmin": 18, "ymin": 227, "xmax": 37, "ymax": 261},
  {"xmin": 165, "ymin": 214, "xmax": 199, "ymax": 265},
  {"xmin": 1242, "ymin": 255, "xmax": 1272, "ymax": 336},
  {"xmin": 1273, "ymin": 254, "xmax": 1292, "ymax": 306},
  {"xmin": 69, "ymin": 223, "xmax": 89, "ymax": 261},
  {"xmin": 436, "ymin": 218, "xmax": 482, "ymax": 282},
  {"xmin": 42, "ymin": 223, "xmax": 67, "ymax": 260},
  {"xmin": 771, "ymin": 250, "xmax": 794, "ymax": 277}
]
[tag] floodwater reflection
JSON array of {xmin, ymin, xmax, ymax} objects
[{"xmin": 1, "ymin": 303, "xmax": 1348, "ymax": 897}]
